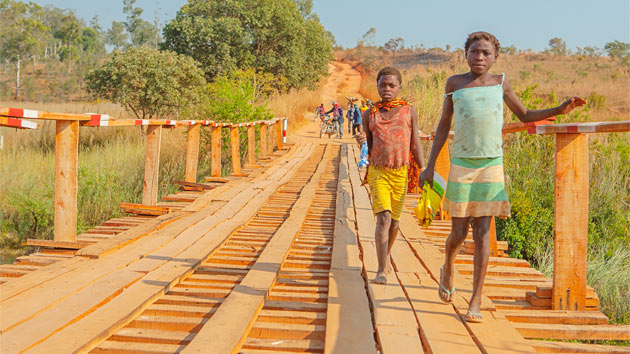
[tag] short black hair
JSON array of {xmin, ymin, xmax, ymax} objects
[
  {"xmin": 464, "ymin": 31, "xmax": 501, "ymax": 54},
  {"xmin": 376, "ymin": 66, "xmax": 402, "ymax": 85}
]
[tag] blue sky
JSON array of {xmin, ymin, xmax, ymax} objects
[{"xmin": 37, "ymin": 0, "xmax": 629, "ymax": 51}]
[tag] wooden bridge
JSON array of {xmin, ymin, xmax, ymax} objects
[{"xmin": 1, "ymin": 108, "xmax": 629, "ymax": 354}]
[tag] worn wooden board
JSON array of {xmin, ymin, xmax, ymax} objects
[
  {"xmin": 515, "ymin": 323, "xmax": 630, "ymax": 340},
  {"xmin": 22, "ymin": 143, "xmax": 318, "ymax": 353},
  {"xmin": 181, "ymin": 144, "xmax": 331, "ymax": 354},
  {"xmin": 346, "ymin": 144, "xmax": 424, "ymax": 353},
  {"xmin": 324, "ymin": 144, "xmax": 377, "ymax": 354}
]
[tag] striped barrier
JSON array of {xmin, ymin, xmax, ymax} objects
[{"xmin": 0, "ymin": 116, "xmax": 38, "ymax": 129}]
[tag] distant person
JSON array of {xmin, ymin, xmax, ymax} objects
[
  {"xmin": 346, "ymin": 102, "xmax": 354, "ymax": 133},
  {"xmin": 325, "ymin": 101, "xmax": 344, "ymax": 138},
  {"xmin": 362, "ymin": 66, "xmax": 426, "ymax": 284},
  {"xmin": 352, "ymin": 103, "xmax": 362, "ymax": 135},
  {"xmin": 419, "ymin": 31, "xmax": 586, "ymax": 323},
  {"xmin": 315, "ymin": 103, "xmax": 325, "ymax": 121}
]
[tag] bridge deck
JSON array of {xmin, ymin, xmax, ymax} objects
[{"xmin": 1, "ymin": 142, "xmax": 629, "ymax": 354}]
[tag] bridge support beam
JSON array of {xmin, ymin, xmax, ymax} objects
[
  {"xmin": 185, "ymin": 124, "xmax": 201, "ymax": 183},
  {"xmin": 260, "ymin": 123, "xmax": 267, "ymax": 159},
  {"xmin": 211, "ymin": 125, "xmax": 222, "ymax": 177},
  {"xmin": 268, "ymin": 122, "xmax": 274, "ymax": 155},
  {"xmin": 247, "ymin": 125, "xmax": 256, "ymax": 165},
  {"xmin": 553, "ymin": 133, "xmax": 589, "ymax": 310},
  {"xmin": 54, "ymin": 120, "xmax": 79, "ymax": 242},
  {"xmin": 230, "ymin": 125, "xmax": 241, "ymax": 175},
  {"xmin": 276, "ymin": 119, "xmax": 283, "ymax": 150},
  {"xmin": 142, "ymin": 125, "xmax": 162, "ymax": 206}
]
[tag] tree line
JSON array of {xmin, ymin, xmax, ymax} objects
[{"xmin": 0, "ymin": 0, "xmax": 334, "ymax": 122}]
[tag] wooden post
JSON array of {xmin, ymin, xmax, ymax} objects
[
  {"xmin": 211, "ymin": 125, "xmax": 222, "ymax": 177},
  {"xmin": 276, "ymin": 119, "xmax": 283, "ymax": 150},
  {"xmin": 553, "ymin": 133, "xmax": 589, "ymax": 310},
  {"xmin": 230, "ymin": 125, "xmax": 241, "ymax": 175},
  {"xmin": 260, "ymin": 123, "xmax": 268, "ymax": 159},
  {"xmin": 489, "ymin": 217, "xmax": 498, "ymax": 257},
  {"xmin": 54, "ymin": 121, "xmax": 79, "ymax": 242},
  {"xmin": 435, "ymin": 142, "xmax": 450, "ymax": 220},
  {"xmin": 268, "ymin": 122, "xmax": 274, "ymax": 155},
  {"xmin": 247, "ymin": 124, "xmax": 256, "ymax": 165},
  {"xmin": 185, "ymin": 124, "xmax": 201, "ymax": 183},
  {"xmin": 142, "ymin": 125, "xmax": 162, "ymax": 206}
]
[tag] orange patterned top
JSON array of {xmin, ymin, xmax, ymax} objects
[{"xmin": 368, "ymin": 105, "xmax": 412, "ymax": 169}]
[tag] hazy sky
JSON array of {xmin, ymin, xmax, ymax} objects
[{"xmin": 36, "ymin": 0, "xmax": 630, "ymax": 51}]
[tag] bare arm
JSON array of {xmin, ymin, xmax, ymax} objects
[
  {"xmin": 362, "ymin": 110, "xmax": 372, "ymax": 151},
  {"xmin": 409, "ymin": 107, "xmax": 426, "ymax": 169},
  {"xmin": 503, "ymin": 78, "xmax": 586, "ymax": 123},
  {"xmin": 418, "ymin": 78, "xmax": 456, "ymax": 185}
]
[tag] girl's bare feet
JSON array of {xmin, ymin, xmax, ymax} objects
[{"xmin": 373, "ymin": 272, "xmax": 387, "ymax": 284}]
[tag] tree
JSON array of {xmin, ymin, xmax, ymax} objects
[
  {"xmin": 500, "ymin": 45, "xmax": 517, "ymax": 55},
  {"xmin": 161, "ymin": 0, "xmax": 332, "ymax": 89},
  {"xmin": 0, "ymin": 0, "xmax": 48, "ymax": 99},
  {"xmin": 362, "ymin": 28, "xmax": 376, "ymax": 47},
  {"xmin": 85, "ymin": 47, "xmax": 206, "ymax": 119},
  {"xmin": 122, "ymin": 0, "xmax": 159, "ymax": 48},
  {"xmin": 107, "ymin": 21, "xmax": 128, "ymax": 50},
  {"xmin": 604, "ymin": 41, "xmax": 630, "ymax": 59},
  {"xmin": 384, "ymin": 37, "xmax": 404, "ymax": 58},
  {"xmin": 548, "ymin": 37, "xmax": 567, "ymax": 55}
]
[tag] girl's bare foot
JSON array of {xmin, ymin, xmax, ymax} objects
[{"xmin": 373, "ymin": 272, "xmax": 387, "ymax": 284}]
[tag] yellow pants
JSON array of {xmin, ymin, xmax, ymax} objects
[{"xmin": 367, "ymin": 165, "xmax": 408, "ymax": 221}]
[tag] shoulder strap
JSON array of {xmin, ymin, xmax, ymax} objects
[
  {"xmin": 500, "ymin": 73, "xmax": 505, "ymax": 85},
  {"xmin": 444, "ymin": 92, "xmax": 454, "ymax": 98}
]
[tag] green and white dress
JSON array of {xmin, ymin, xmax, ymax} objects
[{"xmin": 443, "ymin": 73, "xmax": 511, "ymax": 218}]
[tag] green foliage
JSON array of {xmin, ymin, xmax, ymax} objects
[
  {"xmin": 123, "ymin": 0, "xmax": 159, "ymax": 48},
  {"xmin": 586, "ymin": 91, "xmax": 607, "ymax": 111},
  {"xmin": 198, "ymin": 68, "xmax": 275, "ymax": 123},
  {"xmin": 106, "ymin": 21, "xmax": 128, "ymax": 50},
  {"xmin": 548, "ymin": 37, "xmax": 567, "ymax": 56},
  {"xmin": 604, "ymin": 40, "xmax": 630, "ymax": 59},
  {"xmin": 161, "ymin": 0, "xmax": 332, "ymax": 90},
  {"xmin": 85, "ymin": 47, "xmax": 206, "ymax": 119}
]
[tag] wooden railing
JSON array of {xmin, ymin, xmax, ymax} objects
[
  {"xmin": 424, "ymin": 119, "xmax": 629, "ymax": 311},
  {"xmin": 0, "ymin": 107, "xmax": 288, "ymax": 245}
]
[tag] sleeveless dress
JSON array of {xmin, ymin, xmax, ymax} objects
[
  {"xmin": 443, "ymin": 74, "xmax": 511, "ymax": 218},
  {"xmin": 367, "ymin": 106, "xmax": 412, "ymax": 221}
]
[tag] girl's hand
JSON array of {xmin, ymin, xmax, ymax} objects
[
  {"xmin": 419, "ymin": 167, "xmax": 434, "ymax": 188},
  {"xmin": 558, "ymin": 97, "xmax": 587, "ymax": 115}
]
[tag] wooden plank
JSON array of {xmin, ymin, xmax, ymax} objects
[
  {"xmin": 26, "ymin": 239, "xmax": 90, "ymax": 249},
  {"xmin": 142, "ymin": 125, "xmax": 162, "ymax": 206},
  {"xmin": 515, "ymin": 323, "xmax": 630, "ymax": 340},
  {"xmin": 325, "ymin": 144, "xmax": 376, "ymax": 354},
  {"xmin": 530, "ymin": 121, "xmax": 630, "ymax": 135},
  {"xmin": 501, "ymin": 310, "xmax": 608, "ymax": 325},
  {"xmin": 185, "ymin": 124, "xmax": 201, "ymax": 183},
  {"xmin": 24, "ymin": 144, "xmax": 317, "ymax": 354},
  {"xmin": 247, "ymin": 124, "xmax": 257, "ymax": 165},
  {"xmin": 54, "ymin": 120, "xmax": 79, "ymax": 242},
  {"xmin": 181, "ymin": 144, "xmax": 331, "ymax": 354},
  {"xmin": 457, "ymin": 310, "xmax": 538, "ymax": 353},
  {"xmin": 0, "ymin": 116, "xmax": 38, "ymax": 129},
  {"xmin": 171, "ymin": 180, "xmax": 213, "ymax": 190},
  {"xmin": 502, "ymin": 119, "xmax": 555, "ymax": 134},
  {"xmin": 553, "ymin": 133, "xmax": 589, "ymax": 310},
  {"xmin": 529, "ymin": 339, "xmax": 630, "ymax": 353},
  {"xmin": 211, "ymin": 125, "xmax": 222, "ymax": 177},
  {"xmin": 260, "ymin": 123, "xmax": 268, "ymax": 159},
  {"xmin": 1, "ymin": 270, "xmax": 143, "ymax": 354},
  {"xmin": 346, "ymin": 145, "xmax": 424, "ymax": 353},
  {"xmin": 231, "ymin": 125, "xmax": 242, "ymax": 175},
  {"xmin": 399, "ymin": 272, "xmax": 481, "ymax": 353},
  {"xmin": 275, "ymin": 119, "xmax": 283, "ymax": 150}
]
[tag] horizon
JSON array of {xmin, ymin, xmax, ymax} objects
[{"xmin": 32, "ymin": 0, "xmax": 630, "ymax": 53}]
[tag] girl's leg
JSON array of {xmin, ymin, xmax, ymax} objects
[
  {"xmin": 439, "ymin": 217, "xmax": 470, "ymax": 302},
  {"xmin": 386, "ymin": 219, "xmax": 400, "ymax": 273},
  {"xmin": 374, "ymin": 210, "xmax": 392, "ymax": 284},
  {"xmin": 468, "ymin": 216, "xmax": 491, "ymax": 319}
]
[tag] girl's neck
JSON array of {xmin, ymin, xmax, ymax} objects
[{"xmin": 468, "ymin": 71, "xmax": 492, "ymax": 81}]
